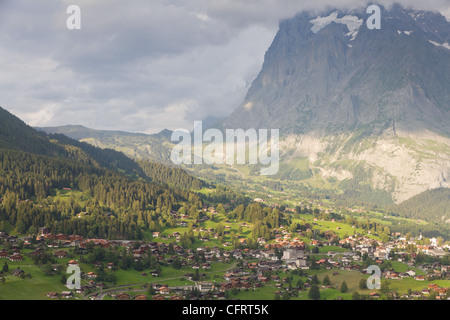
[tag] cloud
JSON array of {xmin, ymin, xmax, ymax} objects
[
  {"xmin": 185, "ymin": 0, "xmax": 450, "ymax": 28},
  {"xmin": 0, "ymin": 0, "xmax": 448, "ymax": 133}
]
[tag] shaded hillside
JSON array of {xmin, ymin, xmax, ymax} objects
[
  {"xmin": 0, "ymin": 107, "xmax": 206, "ymax": 239},
  {"xmin": 0, "ymin": 107, "xmax": 67, "ymax": 157},
  {"xmin": 393, "ymin": 188, "xmax": 450, "ymax": 224}
]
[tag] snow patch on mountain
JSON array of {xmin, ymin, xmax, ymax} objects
[
  {"xmin": 409, "ymin": 12, "xmax": 424, "ymax": 21},
  {"xmin": 310, "ymin": 11, "xmax": 363, "ymax": 38},
  {"xmin": 397, "ymin": 30, "xmax": 413, "ymax": 35},
  {"xmin": 429, "ymin": 40, "xmax": 450, "ymax": 50}
]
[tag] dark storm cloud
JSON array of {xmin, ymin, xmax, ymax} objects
[{"xmin": 0, "ymin": 0, "xmax": 448, "ymax": 133}]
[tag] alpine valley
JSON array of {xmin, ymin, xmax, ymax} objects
[{"xmin": 40, "ymin": 5, "xmax": 450, "ymax": 224}]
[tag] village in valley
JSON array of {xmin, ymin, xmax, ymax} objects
[{"xmin": 1, "ymin": 192, "xmax": 450, "ymax": 301}]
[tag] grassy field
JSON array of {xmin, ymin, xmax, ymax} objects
[
  {"xmin": 291, "ymin": 214, "xmax": 379, "ymax": 240},
  {"xmin": 389, "ymin": 261, "xmax": 424, "ymax": 275},
  {"xmin": 0, "ymin": 264, "xmax": 67, "ymax": 300},
  {"xmin": 0, "ymin": 252, "xmax": 236, "ymax": 300},
  {"xmin": 232, "ymin": 262, "xmax": 450, "ymax": 301}
]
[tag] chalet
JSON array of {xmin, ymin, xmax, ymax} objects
[
  {"xmin": 12, "ymin": 268, "xmax": 24, "ymax": 277},
  {"xmin": 0, "ymin": 250, "xmax": 8, "ymax": 258},
  {"xmin": 60, "ymin": 291, "xmax": 74, "ymax": 299},
  {"xmin": 160, "ymin": 286, "xmax": 170, "ymax": 295},
  {"xmin": 69, "ymin": 235, "xmax": 84, "ymax": 242},
  {"xmin": 46, "ymin": 292, "xmax": 58, "ymax": 299},
  {"xmin": 441, "ymin": 266, "xmax": 450, "ymax": 272},
  {"xmin": 116, "ymin": 293, "xmax": 130, "ymax": 300},
  {"xmin": 389, "ymin": 273, "xmax": 399, "ymax": 280},
  {"xmin": 178, "ymin": 221, "xmax": 188, "ymax": 227},
  {"xmin": 406, "ymin": 270, "xmax": 416, "ymax": 277},
  {"xmin": 56, "ymin": 234, "xmax": 67, "ymax": 241},
  {"xmin": 428, "ymin": 283, "xmax": 440, "ymax": 291},
  {"xmin": 75, "ymin": 287, "xmax": 85, "ymax": 294},
  {"xmin": 151, "ymin": 270, "xmax": 160, "ymax": 277},
  {"xmin": 438, "ymin": 288, "xmax": 447, "ymax": 296},
  {"xmin": 82, "ymin": 239, "xmax": 110, "ymax": 248},
  {"xmin": 152, "ymin": 295, "xmax": 165, "ymax": 301},
  {"xmin": 133, "ymin": 249, "xmax": 146, "ymax": 260},
  {"xmin": 8, "ymin": 254, "xmax": 23, "ymax": 262},
  {"xmin": 68, "ymin": 260, "xmax": 79, "ymax": 266},
  {"xmin": 185, "ymin": 273, "xmax": 194, "ymax": 281},
  {"xmin": 135, "ymin": 294, "xmax": 148, "ymax": 300},
  {"xmin": 90, "ymin": 293, "xmax": 99, "ymax": 300},
  {"xmin": 54, "ymin": 250, "xmax": 68, "ymax": 258}
]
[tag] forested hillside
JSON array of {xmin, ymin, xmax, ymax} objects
[
  {"xmin": 0, "ymin": 149, "xmax": 194, "ymax": 239},
  {"xmin": 0, "ymin": 106, "xmax": 205, "ymax": 239},
  {"xmin": 393, "ymin": 188, "xmax": 450, "ymax": 224},
  {"xmin": 0, "ymin": 108, "xmax": 66, "ymax": 157},
  {"xmin": 48, "ymin": 133, "xmax": 145, "ymax": 177},
  {"xmin": 138, "ymin": 160, "xmax": 202, "ymax": 190}
]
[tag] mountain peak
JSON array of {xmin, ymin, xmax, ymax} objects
[
  {"xmin": 221, "ymin": 4, "xmax": 450, "ymax": 204},
  {"xmin": 223, "ymin": 5, "xmax": 450, "ymax": 136}
]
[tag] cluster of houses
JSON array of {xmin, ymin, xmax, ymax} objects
[
  {"xmin": 2, "ymin": 208, "xmax": 450, "ymax": 301},
  {"xmin": 0, "ymin": 249, "xmax": 24, "ymax": 262}
]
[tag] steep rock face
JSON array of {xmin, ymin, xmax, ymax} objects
[{"xmin": 222, "ymin": 5, "xmax": 450, "ymax": 203}]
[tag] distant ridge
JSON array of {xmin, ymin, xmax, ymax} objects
[{"xmin": 36, "ymin": 125, "xmax": 151, "ymax": 140}]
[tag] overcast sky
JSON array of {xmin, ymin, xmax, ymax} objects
[{"xmin": 1, "ymin": 0, "xmax": 449, "ymax": 134}]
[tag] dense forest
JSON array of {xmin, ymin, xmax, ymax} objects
[
  {"xmin": 0, "ymin": 106, "xmax": 209, "ymax": 239},
  {"xmin": 393, "ymin": 188, "xmax": 450, "ymax": 223},
  {"xmin": 138, "ymin": 160, "xmax": 202, "ymax": 190},
  {"xmin": 0, "ymin": 149, "xmax": 195, "ymax": 239},
  {"xmin": 0, "ymin": 108, "xmax": 68, "ymax": 157}
]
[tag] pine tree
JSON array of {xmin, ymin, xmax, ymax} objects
[
  {"xmin": 340, "ymin": 281, "xmax": 348, "ymax": 293},
  {"xmin": 308, "ymin": 284, "xmax": 320, "ymax": 300},
  {"xmin": 359, "ymin": 278, "xmax": 368, "ymax": 290},
  {"xmin": 60, "ymin": 273, "xmax": 67, "ymax": 285},
  {"xmin": 352, "ymin": 291, "xmax": 361, "ymax": 300},
  {"xmin": 2, "ymin": 261, "xmax": 8, "ymax": 273}
]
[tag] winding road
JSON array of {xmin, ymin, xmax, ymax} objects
[{"xmin": 84, "ymin": 262, "xmax": 238, "ymax": 300}]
